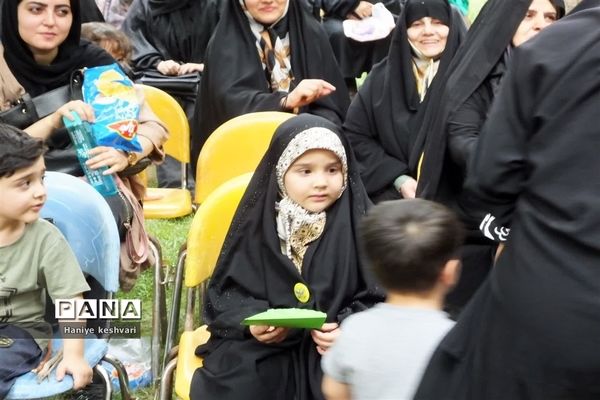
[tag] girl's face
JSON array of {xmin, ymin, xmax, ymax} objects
[
  {"xmin": 512, "ymin": 0, "xmax": 558, "ymax": 47},
  {"xmin": 18, "ymin": 0, "xmax": 73, "ymax": 60},
  {"xmin": 283, "ymin": 149, "xmax": 344, "ymax": 213},
  {"xmin": 407, "ymin": 16, "xmax": 449, "ymax": 59},
  {"xmin": 243, "ymin": 0, "xmax": 287, "ymax": 25}
]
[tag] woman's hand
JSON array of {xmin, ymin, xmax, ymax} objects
[
  {"xmin": 157, "ymin": 59, "xmax": 181, "ymax": 76},
  {"xmin": 352, "ymin": 1, "xmax": 373, "ymax": 19},
  {"xmin": 311, "ymin": 322, "xmax": 340, "ymax": 355},
  {"xmin": 86, "ymin": 146, "xmax": 129, "ymax": 175},
  {"xmin": 250, "ymin": 325, "xmax": 289, "ymax": 344},
  {"xmin": 178, "ymin": 63, "xmax": 204, "ymax": 74},
  {"xmin": 283, "ymin": 79, "xmax": 336, "ymax": 111},
  {"xmin": 52, "ymin": 100, "xmax": 95, "ymax": 130},
  {"xmin": 399, "ymin": 177, "xmax": 418, "ymax": 199}
]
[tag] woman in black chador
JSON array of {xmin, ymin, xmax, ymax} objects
[
  {"xmin": 190, "ymin": 114, "xmax": 383, "ymax": 400},
  {"xmin": 415, "ymin": 1, "xmax": 600, "ymax": 397},
  {"xmin": 343, "ymin": 0, "xmax": 465, "ymax": 204},
  {"xmin": 414, "ymin": 0, "xmax": 564, "ymax": 315},
  {"xmin": 190, "ymin": 0, "xmax": 350, "ymax": 173},
  {"xmin": 121, "ymin": 0, "xmax": 219, "ymax": 75}
]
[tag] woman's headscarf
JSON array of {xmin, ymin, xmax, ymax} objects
[
  {"xmin": 240, "ymin": 0, "xmax": 293, "ymax": 92},
  {"xmin": 275, "ymin": 127, "xmax": 348, "ymax": 271},
  {"xmin": 1, "ymin": 0, "xmax": 113, "ymax": 96}
]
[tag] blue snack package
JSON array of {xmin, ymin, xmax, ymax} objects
[{"xmin": 82, "ymin": 63, "xmax": 143, "ymax": 152}]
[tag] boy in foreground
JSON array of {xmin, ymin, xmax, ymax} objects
[{"xmin": 321, "ymin": 199, "xmax": 463, "ymax": 400}]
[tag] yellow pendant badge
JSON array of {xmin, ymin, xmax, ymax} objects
[{"xmin": 294, "ymin": 283, "xmax": 310, "ymax": 303}]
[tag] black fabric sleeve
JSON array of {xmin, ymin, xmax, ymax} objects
[
  {"xmin": 447, "ymin": 83, "xmax": 490, "ymax": 175},
  {"xmin": 465, "ymin": 52, "xmax": 533, "ymax": 240},
  {"xmin": 344, "ymin": 77, "xmax": 407, "ymax": 195}
]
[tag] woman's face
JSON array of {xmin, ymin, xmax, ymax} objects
[
  {"xmin": 17, "ymin": 0, "xmax": 73, "ymax": 59},
  {"xmin": 243, "ymin": 0, "xmax": 287, "ymax": 25},
  {"xmin": 512, "ymin": 0, "xmax": 558, "ymax": 47},
  {"xmin": 407, "ymin": 17, "xmax": 449, "ymax": 59}
]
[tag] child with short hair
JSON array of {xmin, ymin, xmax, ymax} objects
[
  {"xmin": 0, "ymin": 124, "xmax": 92, "ymax": 397},
  {"xmin": 321, "ymin": 199, "xmax": 463, "ymax": 400},
  {"xmin": 81, "ymin": 21, "xmax": 134, "ymax": 76},
  {"xmin": 190, "ymin": 114, "xmax": 384, "ymax": 400}
]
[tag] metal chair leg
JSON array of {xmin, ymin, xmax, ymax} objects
[
  {"xmin": 102, "ymin": 354, "xmax": 134, "ymax": 400},
  {"xmin": 158, "ymin": 357, "xmax": 178, "ymax": 400},
  {"xmin": 163, "ymin": 249, "xmax": 186, "ymax": 370},
  {"xmin": 150, "ymin": 238, "xmax": 166, "ymax": 385}
]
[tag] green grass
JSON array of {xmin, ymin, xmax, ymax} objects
[{"xmin": 114, "ymin": 214, "xmax": 194, "ymax": 399}]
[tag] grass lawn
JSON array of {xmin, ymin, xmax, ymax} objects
[{"xmin": 116, "ymin": 214, "xmax": 194, "ymax": 399}]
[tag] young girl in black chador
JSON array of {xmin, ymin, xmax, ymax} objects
[{"xmin": 190, "ymin": 114, "xmax": 383, "ymax": 400}]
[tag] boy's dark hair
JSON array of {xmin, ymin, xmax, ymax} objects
[
  {"xmin": 361, "ymin": 199, "xmax": 464, "ymax": 293},
  {"xmin": 0, "ymin": 123, "xmax": 46, "ymax": 178}
]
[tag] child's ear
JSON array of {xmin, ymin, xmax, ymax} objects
[{"xmin": 440, "ymin": 259, "xmax": 461, "ymax": 289}]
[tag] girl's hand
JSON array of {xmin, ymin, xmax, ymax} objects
[
  {"xmin": 157, "ymin": 60, "xmax": 181, "ymax": 76},
  {"xmin": 250, "ymin": 325, "xmax": 289, "ymax": 344},
  {"xmin": 86, "ymin": 146, "xmax": 129, "ymax": 175},
  {"xmin": 178, "ymin": 63, "xmax": 204, "ymax": 74},
  {"xmin": 53, "ymin": 100, "xmax": 95, "ymax": 129},
  {"xmin": 283, "ymin": 79, "xmax": 336, "ymax": 110},
  {"xmin": 311, "ymin": 322, "xmax": 340, "ymax": 355}
]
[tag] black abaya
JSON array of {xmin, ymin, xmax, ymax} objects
[{"xmin": 415, "ymin": 2, "xmax": 600, "ymax": 398}]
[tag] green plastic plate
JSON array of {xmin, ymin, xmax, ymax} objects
[{"xmin": 242, "ymin": 308, "xmax": 327, "ymax": 329}]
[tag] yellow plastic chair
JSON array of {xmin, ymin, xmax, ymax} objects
[
  {"xmin": 137, "ymin": 84, "xmax": 193, "ymax": 219},
  {"xmin": 195, "ymin": 111, "xmax": 292, "ymax": 204},
  {"xmin": 159, "ymin": 173, "xmax": 252, "ymax": 400}
]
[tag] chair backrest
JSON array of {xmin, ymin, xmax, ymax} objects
[
  {"xmin": 40, "ymin": 172, "xmax": 120, "ymax": 293},
  {"xmin": 185, "ymin": 173, "xmax": 253, "ymax": 287},
  {"xmin": 138, "ymin": 84, "xmax": 190, "ymax": 163},
  {"xmin": 194, "ymin": 111, "xmax": 293, "ymax": 204}
]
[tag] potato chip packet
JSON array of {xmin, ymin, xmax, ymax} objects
[{"xmin": 82, "ymin": 63, "xmax": 143, "ymax": 152}]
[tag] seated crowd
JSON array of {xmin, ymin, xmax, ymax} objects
[{"xmin": 3, "ymin": 0, "xmax": 600, "ymax": 399}]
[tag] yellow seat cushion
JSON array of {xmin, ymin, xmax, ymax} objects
[{"xmin": 143, "ymin": 188, "xmax": 192, "ymax": 219}]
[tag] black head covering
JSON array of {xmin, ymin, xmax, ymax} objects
[
  {"xmin": 343, "ymin": 0, "xmax": 466, "ymax": 199},
  {"xmin": 551, "ymin": 0, "xmax": 566, "ymax": 18},
  {"xmin": 190, "ymin": 0, "xmax": 350, "ymax": 170},
  {"xmin": 2, "ymin": 0, "xmax": 113, "ymax": 96},
  {"xmin": 405, "ymin": 0, "xmax": 450, "ymax": 26},
  {"xmin": 148, "ymin": 0, "xmax": 191, "ymax": 15},
  {"xmin": 79, "ymin": 0, "xmax": 105, "ymax": 23},
  {"xmin": 202, "ymin": 113, "xmax": 381, "ymax": 337}
]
